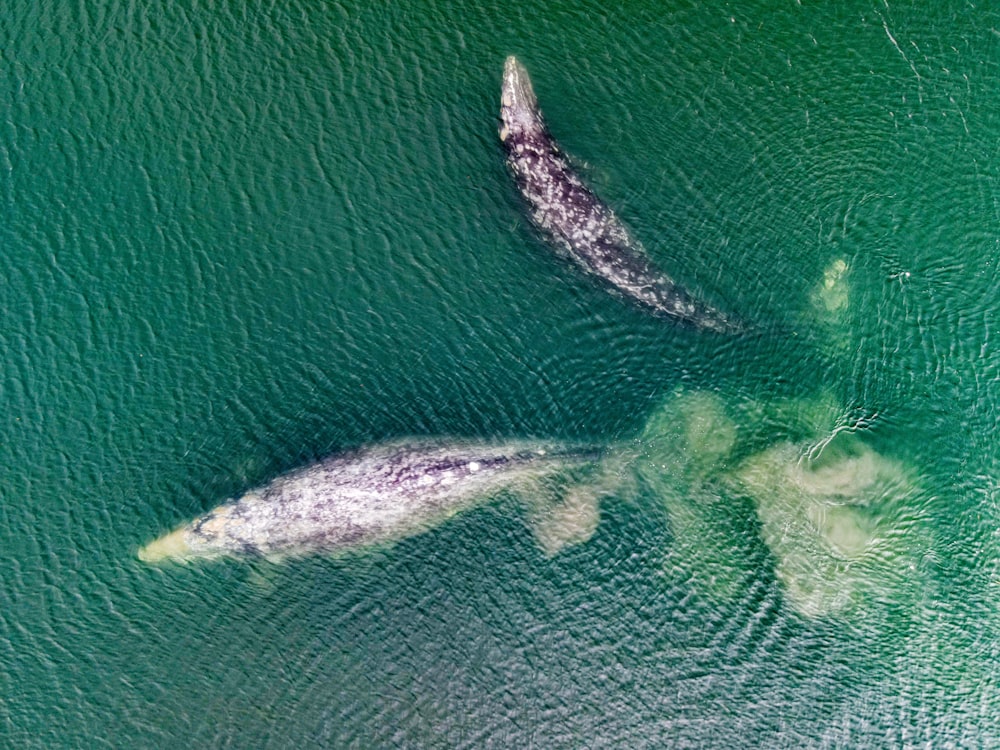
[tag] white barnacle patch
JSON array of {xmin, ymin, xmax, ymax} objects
[{"xmin": 467, "ymin": 461, "xmax": 481, "ymax": 473}]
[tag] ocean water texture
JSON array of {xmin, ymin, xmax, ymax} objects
[{"xmin": 3, "ymin": 0, "xmax": 1000, "ymax": 746}]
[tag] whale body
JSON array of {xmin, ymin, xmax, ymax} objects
[
  {"xmin": 139, "ymin": 438, "xmax": 603, "ymax": 562},
  {"xmin": 500, "ymin": 56, "xmax": 741, "ymax": 333}
]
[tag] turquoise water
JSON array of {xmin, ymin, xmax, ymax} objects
[{"xmin": 3, "ymin": 0, "xmax": 1000, "ymax": 745}]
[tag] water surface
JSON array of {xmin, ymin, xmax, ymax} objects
[{"xmin": 2, "ymin": 0, "xmax": 1000, "ymax": 746}]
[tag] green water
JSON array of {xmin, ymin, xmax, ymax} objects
[{"xmin": 3, "ymin": 0, "xmax": 1000, "ymax": 745}]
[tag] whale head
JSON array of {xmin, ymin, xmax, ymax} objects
[{"xmin": 500, "ymin": 56, "xmax": 544, "ymax": 141}]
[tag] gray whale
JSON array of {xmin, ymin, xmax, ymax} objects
[
  {"xmin": 500, "ymin": 56, "xmax": 741, "ymax": 333},
  {"xmin": 139, "ymin": 438, "xmax": 604, "ymax": 562}
]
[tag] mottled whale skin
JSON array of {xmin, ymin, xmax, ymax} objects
[
  {"xmin": 139, "ymin": 438, "xmax": 602, "ymax": 562},
  {"xmin": 500, "ymin": 56, "xmax": 741, "ymax": 333}
]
